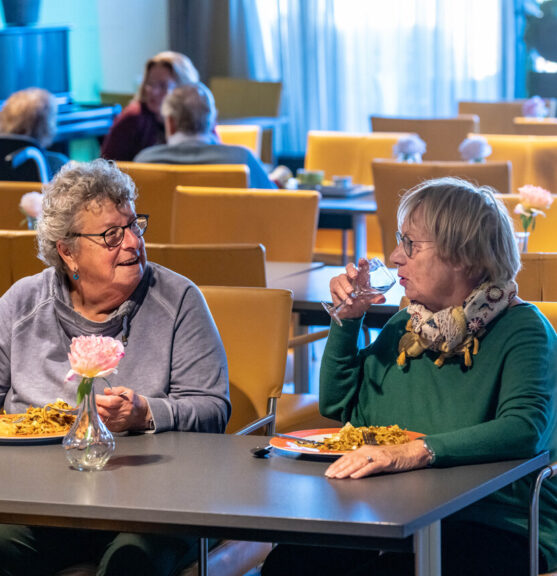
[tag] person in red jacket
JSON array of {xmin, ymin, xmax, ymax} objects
[{"xmin": 101, "ymin": 51, "xmax": 199, "ymax": 161}]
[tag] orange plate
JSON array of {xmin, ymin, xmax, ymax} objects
[
  {"xmin": 269, "ymin": 427, "xmax": 423, "ymax": 459},
  {"xmin": 0, "ymin": 414, "xmax": 72, "ymax": 444}
]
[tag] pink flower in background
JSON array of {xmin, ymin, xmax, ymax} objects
[
  {"xmin": 522, "ymin": 96, "xmax": 548, "ymax": 118},
  {"xmin": 19, "ymin": 191, "xmax": 43, "ymax": 219},
  {"xmin": 393, "ymin": 134, "xmax": 426, "ymax": 158},
  {"xmin": 66, "ymin": 335, "xmax": 125, "ymax": 381},
  {"xmin": 459, "ymin": 136, "xmax": 492, "ymax": 162},
  {"xmin": 515, "ymin": 184, "xmax": 554, "ymax": 233}
]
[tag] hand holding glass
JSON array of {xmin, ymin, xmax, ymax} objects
[{"xmin": 322, "ymin": 258, "xmax": 396, "ymax": 327}]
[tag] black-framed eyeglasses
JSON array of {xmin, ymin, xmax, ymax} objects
[
  {"xmin": 395, "ymin": 231, "xmax": 434, "ymax": 258},
  {"xmin": 73, "ymin": 214, "xmax": 149, "ymax": 248}
]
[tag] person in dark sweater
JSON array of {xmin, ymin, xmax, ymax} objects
[
  {"xmin": 262, "ymin": 177, "xmax": 557, "ymax": 576},
  {"xmin": 134, "ymin": 82, "xmax": 276, "ymax": 189},
  {"xmin": 101, "ymin": 51, "xmax": 199, "ymax": 161}
]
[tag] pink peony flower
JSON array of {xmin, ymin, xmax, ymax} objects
[
  {"xmin": 522, "ymin": 96, "xmax": 548, "ymax": 119},
  {"xmin": 514, "ymin": 184, "xmax": 554, "ymax": 233},
  {"xmin": 19, "ymin": 191, "xmax": 43, "ymax": 219},
  {"xmin": 458, "ymin": 137, "xmax": 492, "ymax": 162},
  {"xmin": 393, "ymin": 134, "xmax": 426, "ymax": 158},
  {"xmin": 66, "ymin": 335, "xmax": 125, "ymax": 381}
]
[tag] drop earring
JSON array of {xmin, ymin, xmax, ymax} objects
[{"xmin": 72, "ymin": 269, "xmax": 79, "ymax": 280}]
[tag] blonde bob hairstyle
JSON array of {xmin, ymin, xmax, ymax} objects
[
  {"xmin": 137, "ymin": 51, "xmax": 199, "ymax": 103},
  {"xmin": 0, "ymin": 88, "xmax": 57, "ymax": 148},
  {"xmin": 397, "ymin": 177, "xmax": 520, "ymax": 284},
  {"xmin": 37, "ymin": 159, "xmax": 137, "ymax": 273}
]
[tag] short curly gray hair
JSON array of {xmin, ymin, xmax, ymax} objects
[
  {"xmin": 37, "ymin": 159, "xmax": 137, "ymax": 272},
  {"xmin": 397, "ymin": 177, "xmax": 520, "ymax": 283},
  {"xmin": 0, "ymin": 88, "xmax": 57, "ymax": 148},
  {"xmin": 161, "ymin": 83, "xmax": 217, "ymax": 135}
]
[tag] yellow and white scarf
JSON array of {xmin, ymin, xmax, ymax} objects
[{"xmin": 397, "ymin": 280, "xmax": 517, "ymax": 369}]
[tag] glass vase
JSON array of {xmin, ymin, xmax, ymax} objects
[
  {"xmin": 26, "ymin": 216, "xmax": 37, "ymax": 230},
  {"xmin": 62, "ymin": 379, "xmax": 115, "ymax": 471},
  {"xmin": 397, "ymin": 153, "xmax": 422, "ymax": 163},
  {"xmin": 515, "ymin": 231, "xmax": 530, "ymax": 254}
]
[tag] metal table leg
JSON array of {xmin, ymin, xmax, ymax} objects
[{"xmin": 414, "ymin": 521, "xmax": 441, "ymax": 576}]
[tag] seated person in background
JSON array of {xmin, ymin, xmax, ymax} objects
[
  {"xmin": 101, "ymin": 51, "xmax": 199, "ymax": 161},
  {"xmin": 262, "ymin": 177, "xmax": 557, "ymax": 576},
  {"xmin": 0, "ymin": 159, "xmax": 230, "ymax": 575},
  {"xmin": 134, "ymin": 82, "xmax": 277, "ymax": 189},
  {"xmin": 0, "ymin": 87, "xmax": 68, "ymax": 178}
]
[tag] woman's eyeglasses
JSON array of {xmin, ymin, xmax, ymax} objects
[
  {"xmin": 74, "ymin": 215, "xmax": 149, "ymax": 248},
  {"xmin": 395, "ymin": 231, "xmax": 434, "ymax": 258}
]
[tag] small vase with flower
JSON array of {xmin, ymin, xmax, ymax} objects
[
  {"xmin": 62, "ymin": 335, "xmax": 125, "ymax": 471},
  {"xmin": 513, "ymin": 185, "xmax": 554, "ymax": 253},
  {"xmin": 19, "ymin": 191, "xmax": 43, "ymax": 230}
]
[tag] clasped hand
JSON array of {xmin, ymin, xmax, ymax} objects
[{"xmin": 96, "ymin": 386, "xmax": 150, "ymax": 432}]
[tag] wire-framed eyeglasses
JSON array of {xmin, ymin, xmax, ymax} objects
[
  {"xmin": 395, "ymin": 231, "xmax": 434, "ymax": 258},
  {"xmin": 73, "ymin": 214, "xmax": 149, "ymax": 248}
]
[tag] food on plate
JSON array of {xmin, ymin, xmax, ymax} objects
[
  {"xmin": 296, "ymin": 422, "xmax": 410, "ymax": 452},
  {"xmin": 0, "ymin": 399, "xmax": 76, "ymax": 437}
]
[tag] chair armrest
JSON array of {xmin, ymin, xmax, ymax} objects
[
  {"xmin": 288, "ymin": 329, "xmax": 329, "ymax": 348},
  {"xmin": 5, "ymin": 146, "xmax": 49, "ymax": 183},
  {"xmin": 234, "ymin": 414, "xmax": 275, "ymax": 436}
]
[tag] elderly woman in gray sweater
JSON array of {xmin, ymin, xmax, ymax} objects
[{"xmin": 0, "ymin": 158, "xmax": 230, "ymax": 575}]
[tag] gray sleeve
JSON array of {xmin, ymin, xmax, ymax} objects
[
  {"xmin": 0, "ymin": 289, "xmax": 12, "ymax": 408},
  {"xmin": 147, "ymin": 284, "xmax": 231, "ymax": 433}
]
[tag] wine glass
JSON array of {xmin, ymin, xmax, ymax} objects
[{"xmin": 321, "ymin": 257, "xmax": 396, "ymax": 327}]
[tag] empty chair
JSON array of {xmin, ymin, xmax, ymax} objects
[
  {"xmin": 117, "ymin": 162, "xmax": 250, "ymax": 243},
  {"xmin": 215, "ymin": 124, "xmax": 262, "ymax": 159},
  {"xmin": 496, "ymin": 193, "xmax": 557, "ymax": 252},
  {"xmin": 516, "ymin": 253, "xmax": 557, "ymax": 302},
  {"xmin": 170, "ymin": 187, "xmax": 320, "ymax": 262},
  {"xmin": 372, "ymin": 159, "xmax": 513, "ymax": 261},
  {"xmin": 0, "ymin": 230, "xmax": 43, "ymax": 295},
  {"xmin": 458, "ymin": 101, "xmax": 538, "ymax": 134},
  {"xmin": 514, "ymin": 117, "xmax": 557, "ymax": 136},
  {"xmin": 146, "ymin": 243, "xmax": 266, "ymax": 287},
  {"xmin": 370, "ymin": 115, "xmax": 479, "ymax": 161}
]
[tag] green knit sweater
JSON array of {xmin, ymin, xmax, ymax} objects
[{"xmin": 319, "ymin": 302, "xmax": 557, "ymax": 570}]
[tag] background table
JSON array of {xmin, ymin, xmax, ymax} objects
[{"xmin": 0, "ymin": 432, "xmax": 547, "ymax": 576}]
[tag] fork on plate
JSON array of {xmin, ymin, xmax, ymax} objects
[{"xmin": 362, "ymin": 429, "xmax": 378, "ymax": 446}]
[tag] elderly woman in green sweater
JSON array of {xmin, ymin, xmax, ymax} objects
[{"xmin": 262, "ymin": 177, "xmax": 557, "ymax": 576}]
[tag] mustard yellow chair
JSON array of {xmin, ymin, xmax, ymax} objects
[
  {"xmin": 170, "ymin": 187, "xmax": 320, "ymax": 262},
  {"xmin": 146, "ymin": 243, "xmax": 267, "ymax": 287},
  {"xmin": 372, "ymin": 159, "xmax": 513, "ymax": 262},
  {"xmin": 0, "ymin": 181, "xmax": 43, "ymax": 229},
  {"xmin": 496, "ymin": 193, "xmax": 557, "ymax": 252},
  {"xmin": 0, "ymin": 230, "xmax": 43, "ymax": 295},
  {"xmin": 516, "ymin": 253, "xmax": 557, "ymax": 302},
  {"xmin": 370, "ymin": 115, "xmax": 480, "ymax": 161},
  {"xmin": 304, "ymin": 131, "xmax": 408, "ymax": 262},
  {"xmin": 215, "ymin": 124, "xmax": 262, "ymax": 159},
  {"xmin": 514, "ymin": 117, "xmax": 557, "ymax": 136},
  {"xmin": 529, "ymin": 137, "xmax": 557, "ymax": 195},
  {"xmin": 117, "ymin": 162, "xmax": 250, "ymax": 243}
]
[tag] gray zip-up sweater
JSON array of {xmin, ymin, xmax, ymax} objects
[{"xmin": 0, "ymin": 263, "xmax": 231, "ymax": 433}]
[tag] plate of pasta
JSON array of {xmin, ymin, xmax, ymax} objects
[
  {"xmin": 269, "ymin": 423, "xmax": 422, "ymax": 459},
  {"xmin": 0, "ymin": 400, "xmax": 76, "ymax": 444}
]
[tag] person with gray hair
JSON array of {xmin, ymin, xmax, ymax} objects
[
  {"xmin": 101, "ymin": 51, "xmax": 199, "ymax": 161},
  {"xmin": 134, "ymin": 82, "xmax": 276, "ymax": 188},
  {"xmin": 263, "ymin": 177, "xmax": 557, "ymax": 576},
  {"xmin": 0, "ymin": 158, "xmax": 229, "ymax": 574},
  {"xmin": 0, "ymin": 87, "xmax": 68, "ymax": 177}
]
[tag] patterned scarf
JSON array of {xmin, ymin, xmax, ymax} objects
[{"xmin": 397, "ymin": 280, "xmax": 517, "ymax": 369}]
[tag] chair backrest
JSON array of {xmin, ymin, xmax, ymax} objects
[
  {"xmin": 171, "ymin": 186, "xmax": 320, "ymax": 262},
  {"xmin": 209, "ymin": 77, "xmax": 282, "ymax": 119},
  {"xmin": 304, "ymin": 130, "xmax": 411, "ymax": 185},
  {"xmin": 99, "ymin": 91, "xmax": 134, "ymax": 108},
  {"xmin": 458, "ymin": 101, "xmax": 525, "ymax": 134},
  {"xmin": 370, "ymin": 115, "xmax": 480, "ymax": 161},
  {"xmin": 513, "ymin": 117, "xmax": 557, "ymax": 136},
  {"xmin": 0, "ymin": 230, "xmax": 44, "ymax": 295},
  {"xmin": 516, "ymin": 253, "xmax": 557, "ymax": 302},
  {"xmin": 372, "ymin": 159, "xmax": 513, "ymax": 261},
  {"xmin": 215, "ymin": 124, "xmax": 262, "ymax": 159},
  {"xmin": 117, "ymin": 162, "xmax": 250, "ymax": 243},
  {"xmin": 199, "ymin": 286, "xmax": 292, "ymax": 434},
  {"xmin": 146, "ymin": 243, "xmax": 267, "ymax": 287},
  {"xmin": 0, "ymin": 135, "xmax": 49, "ymax": 182},
  {"xmin": 496, "ymin": 193, "xmax": 557, "ymax": 252},
  {"xmin": 531, "ymin": 302, "xmax": 557, "ymax": 332},
  {"xmin": 0, "ymin": 180, "xmax": 44, "ymax": 229}
]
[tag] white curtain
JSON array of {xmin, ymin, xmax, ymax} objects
[{"xmin": 243, "ymin": 0, "xmax": 504, "ymax": 155}]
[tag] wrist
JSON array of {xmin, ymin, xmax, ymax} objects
[{"xmin": 421, "ymin": 438, "xmax": 436, "ymax": 467}]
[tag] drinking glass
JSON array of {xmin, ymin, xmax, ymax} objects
[{"xmin": 321, "ymin": 257, "xmax": 396, "ymax": 327}]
